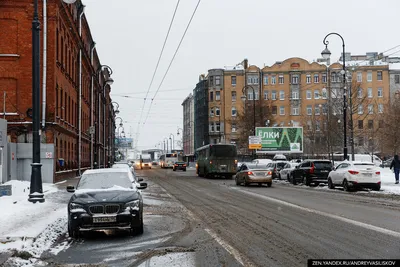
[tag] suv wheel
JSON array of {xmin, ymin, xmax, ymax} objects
[
  {"xmin": 343, "ymin": 179, "xmax": 351, "ymax": 192},
  {"xmin": 302, "ymin": 175, "xmax": 310, "ymax": 186},
  {"xmin": 291, "ymin": 174, "xmax": 297, "ymax": 185},
  {"xmin": 68, "ymin": 219, "xmax": 80, "ymax": 239},
  {"xmin": 328, "ymin": 178, "xmax": 335, "ymax": 189}
]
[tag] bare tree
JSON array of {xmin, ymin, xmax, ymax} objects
[{"xmin": 379, "ymin": 96, "xmax": 400, "ymax": 155}]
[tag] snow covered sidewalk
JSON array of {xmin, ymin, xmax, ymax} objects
[
  {"xmin": 376, "ymin": 168, "xmax": 400, "ymax": 195},
  {"xmin": 0, "ymin": 180, "xmax": 69, "ymax": 261}
]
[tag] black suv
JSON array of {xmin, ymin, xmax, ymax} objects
[{"xmin": 290, "ymin": 159, "xmax": 333, "ymax": 186}]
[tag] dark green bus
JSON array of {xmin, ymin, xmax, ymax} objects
[{"xmin": 196, "ymin": 144, "xmax": 237, "ymax": 178}]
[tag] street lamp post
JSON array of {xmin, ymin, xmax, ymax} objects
[
  {"xmin": 164, "ymin": 138, "xmax": 169, "ymax": 153},
  {"xmin": 241, "ymin": 85, "xmax": 256, "ymax": 159},
  {"xmin": 322, "ymin": 32, "xmax": 348, "ymax": 161},
  {"xmin": 29, "ymin": 0, "xmax": 76, "ymax": 203},
  {"xmin": 169, "ymin": 133, "xmax": 175, "ymax": 153}
]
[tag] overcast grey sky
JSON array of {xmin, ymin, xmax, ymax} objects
[{"xmin": 83, "ymin": 0, "xmax": 400, "ymax": 150}]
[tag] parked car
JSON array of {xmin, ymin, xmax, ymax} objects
[
  {"xmin": 237, "ymin": 161, "xmax": 252, "ymax": 172},
  {"xmin": 66, "ymin": 168, "xmax": 147, "ymax": 238},
  {"xmin": 327, "ymin": 161, "xmax": 381, "ymax": 191},
  {"xmin": 265, "ymin": 161, "xmax": 288, "ymax": 179},
  {"xmin": 290, "ymin": 159, "xmax": 333, "ymax": 186},
  {"xmin": 235, "ymin": 163, "xmax": 272, "ymax": 187},
  {"xmin": 173, "ymin": 161, "xmax": 187, "ymax": 171},
  {"xmin": 112, "ymin": 162, "xmax": 135, "ymax": 175},
  {"xmin": 273, "ymin": 154, "xmax": 287, "ymax": 161},
  {"xmin": 279, "ymin": 162, "xmax": 300, "ymax": 180},
  {"xmin": 380, "ymin": 157, "xmax": 393, "ymax": 168},
  {"xmin": 252, "ymin": 159, "xmax": 273, "ymax": 165}
]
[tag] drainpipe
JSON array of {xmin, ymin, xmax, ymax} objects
[
  {"xmin": 41, "ymin": 0, "xmax": 47, "ymax": 128},
  {"xmin": 78, "ymin": 5, "xmax": 85, "ymax": 175},
  {"xmin": 90, "ymin": 42, "xmax": 96, "ymax": 169},
  {"xmin": 103, "ymin": 85, "xmax": 106, "ymax": 167}
]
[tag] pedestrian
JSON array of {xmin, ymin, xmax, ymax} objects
[{"xmin": 390, "ymin": 154, "xmax": 400, "ymax": 184}]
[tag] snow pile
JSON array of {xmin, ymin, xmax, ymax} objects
[{"xmin": 377, "ymin": 168, "xmax": 400, "ymax": 195}]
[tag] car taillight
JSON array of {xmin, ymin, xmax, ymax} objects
[
  {"xmin": 183, "ymin": 164, "xmax": 186, "ymax": 167},
  {"xmin": 348, "ymin": 170, "xmax": 359, "ymax": 175},
  {"xmin": 377, "ymin": 181, "xmax": 381, "ymax": 184},
  {"xmin": 210, "ymin": 161, "xmax": 212, "ymax": 164},
  {"xmin": 196, "ymin": 163, "xmax": 198, "ymax": 168},
  {"xmin": 248, "ymin": 171, "xmax": 254, "ymax": 175},
  {"xmin": 375, "ymin": 171, "xmax": 381, "ymax": 175},
  {"xmin": 310, "ymin": 163, "xmax": 315, "ymax": 174},
  {"xmin": 267, "ymin": 171, "xmax": 272, "ymax": 175},
  {"xmin": 235, "ymin": 160, "xmax": 238, "ymax": 164},
  {"xmin": 174, "ymin": 164, "xmax": 178, "ymax": 166}
]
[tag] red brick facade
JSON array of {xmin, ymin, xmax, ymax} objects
[{"xmin": 0, "ymin": 0, "xmax": 115, "ymax": 181}]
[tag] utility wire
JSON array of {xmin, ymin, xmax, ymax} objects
[
  {"xmin": 135, "ymin": 0, "xmax": 181, "ymax": 134},
  {"xmin": 142, "ymin": 0, "xmax": 202, "ymax": 126}
]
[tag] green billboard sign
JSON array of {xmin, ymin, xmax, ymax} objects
[{"xmin": 255, "ymin": 127, "xmax": 303, "ymax": 153}]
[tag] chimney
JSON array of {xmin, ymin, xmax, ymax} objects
[{"xmin": 243, "ymin": 58, "xmax": 248, "ymax": 69}]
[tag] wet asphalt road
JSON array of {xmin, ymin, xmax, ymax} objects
[{"xmin": 15, "ymin": 167, "xmax": 400, "ymax": 267}]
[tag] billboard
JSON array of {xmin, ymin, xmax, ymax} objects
[
  {"xmin": 115, "ymin": 137, "xmax": 134, "ymax": 148},
  {"xmin": 255, "ymin": 127, "xmax": 303, "ymax": 153}
]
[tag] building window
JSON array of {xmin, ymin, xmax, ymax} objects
[
  {"xmin": 272, "ymin": 90, "xmax": 277, "ymax": 100},
  {"xmin": 314, "ymin": 74, "xmax": 319, "ymax": 83},
  {"xmin": 377, "ymin": 71, "xmax": 383, "ymax": 81},
  {"xmin": 357, "ymin": 87, "xmax": 363, "ymax": 98},
  {"xmin": 216, "ymin": 91, "xmax": 221, "ymax": 101},
  {"xmin": 280, "ymin": 106, "xmax": 285, "ymax": 115},
  {"xmin": 368, "ymin": 120, "xmax": 373, "ymax": 129},
  {"xmin": 231, "ymin": 76, "xmax": 236, "ymax": 86},
  {"xmin": 278, "ymin": 75, "xmax": 284, "ymax": 84},
  {"xmin": 216, "ymin": 122, "xmax": 220, "ymax": 132},
  {"xmin": 358, "ymin": 120, "xmax": 363, "ymax": 129},
  {"xmin": 379, "ymin": 120, "xmax": 384, "ymax": 128},
  {"xmin": 279, "ymin": 90, "xmax": 285, "ymax": 100},
  {"xmin": 291, "ymin": 74, "xmax": 299, "ymax": 84},
  {"xmin": 358, "ymin": 105, "xmax": 363, "ymax": 114},
  {"xmin": 292, "ymin": 90, "xmax": 299, "ymax": 100},
  {"xmin": 307, "ymin": 105, "xmax": 312, "ymax": 115},
  {"xmin": 263, "ymin": 90, "xmax": 269, "ymax": 100},
  {"xmin": 322, "ymin": 104, "xmax": 327, "ymax": 114},
  {"xmin": 247, "ymin": 75, "xmax": 259, "ymax": 85},
  {"xmin": 291, "ymin": 106, "xmax": 300, "ymax": 115},
  {"xmin": 271, "ymin": 75, "xmax": 276, "ymax": 85},
  {"xmin": 210, "ymin": 123, "xmax": 214, "ymax": 132},
  {"xmin": 231, "ymin": 107, "xmax": 237, "ymax": 116},
  {"xmin": 368, "ymin": 104, "xmax": 374, "ymax": 114},
  {"xmin": 378, "ymin": 104, "xmax": 383, "ymax": 113},
  {"xmin": 314, "ymin": 90, "xmax": 320, "ymax": 99},
  {"xmin": 395, "ymin": 74, "xmax": 400, "ymax": 84},
  {"xmin": 377, "ymin": 87, "xmax": 383, "ymax": 97},
  {"xmin": 321, "ymin": 88, "xmax": 327, "ymax": 99},
  {"xmin": 215, "ymin": 76, "xmax": 221, "ymax": 86},
  {"xmin": 368, "ymin": 87, "xmax": 372, "ymax": 98},
  {"xmin": 264, "ymin": 75, "xmax": 268, "ymax": 85},
  {"xmin": 315, "ymin": 105, "xmax": 320, "ymax": 115},
  {"xmin": 215, "ymin": 107, "xmax": 220, "ymax": 116},
  {"xmin": 306, "ymin": 90, "xmax": 312, "ymax": 99},
  {"xmin": 322, "ymin": 73, "xmax": 327, "ymax": 83},
  {"xmin": 231, "ymin": 123, "xmax": 237, "ymax": 133},
  {"xmin": 357, "ymin": 72, "xmax": 362, "ymax": 82},
  {"xmin": 209, "ymin": 76, "xmax": 214, "ymax": 86},
  {"xmin": 358, "ymin": 136, "xmax": 364, "ymax": 146},
  {"xmin": 210, "ymin": 91, "xmax": 214, "ymax": 102},
  {"xmin": 307, "ymin": 121, "xmax": 312, "ymax": 131},
  {"xmin": 210, "ymin": 108, "xmax": 214, "ymax": 117},
  {"xmin": 306, "ymin": 74, "xmax": 311, "ymax": 84},
  {"xmin": 231, "ymin": 91, "xmax": 236, "ymax": 101},
  {"xmin": 367, "ymin": 72, "xmax": 372, "ymax": 82},
  {"xmin": 331, "ymin": 72, "xmax": 338, "ymax": 82},
  {"xmin": 272, "ymin": 106, "xmax": 277, "ymax": 115},
  {"xmin": 316, "ymin": 121, "xmax": 320, "ymax": 131}
]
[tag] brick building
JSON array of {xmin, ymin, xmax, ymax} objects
[{"xmin": 0, "ymin": 0, "xmax": 115, "ymax": 182}]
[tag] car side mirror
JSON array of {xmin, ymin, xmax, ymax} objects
[
  {"xmin": 137, "ymin": 177, "xmax": 144, "ymax": 182},
  {"xmin": 137, "ymin": 182, "xmax": 147, "ymax": 190},
  {"xmin": 66, "ymin": 185, "xmax": 75, "ymax": 193}
]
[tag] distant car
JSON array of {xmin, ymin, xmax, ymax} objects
[
  {"xmin": 265, "ymin": 161, "xmax": 288, "ymax": 179},
  {"xmin": 252, "ymin": 159, "xmax": 273, "ymax": 165},
  {"xmin": 173, "ymin": 161, "xmax": 187, "ymax": 171},
  {"xmin": 380, "ymin": 158, "xmax": 393, "ymax": 168},
  {"xmin": 112, "ymin": 162, "xmax": 135, "ymax": 176},
  {"xmin": 279, "ymin": 162, "xmax": 299, "ymax": 180},
  {"xmin": 237, "ymin": 162, "xmax": 252, "ymax": 172},
  {"xmin": 152, "ymin": 161, "xmax": 159, "ymax": 166},
  {"xmin": 235, "ymin": 163, "xmax": 272, "ymax": 187},
  {"xmin": 273, "ymin": 154, "xmax": 287, "ymax": 161},
  {"xmin": 66, "ymin": 168, "xmax": 148, "ymax": 238},
  {"xmin": 327, "ymin": 161, "xmax": 381, "ymax": 191},
  {"xmin": 290, "ymin": 159, "xmax": 333, "ymax": 186}
]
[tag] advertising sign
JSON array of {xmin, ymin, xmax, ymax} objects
[
  {"xmin": 255, "ymin": 127, "xmax": 303, "ymax": 153},
  {"xmin": 115, "ymin": 137, "xmax": 134, "ymax": 148},
  {"xmin": 248, "ymin": 136, "xmax": 262, "ymax": 150}
]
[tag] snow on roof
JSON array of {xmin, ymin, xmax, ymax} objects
[
  {"xmin": 389, "ymin": 63, "xmax": 400, "ymax": 70},
  {"xmin": 338, "ymin": 60, "xmax": 389, "ymax": 67},
  {"xmin": 224, "ymin": 65, "xmax": 244, "ymax": 71}
]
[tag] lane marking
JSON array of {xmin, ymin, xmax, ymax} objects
[
  {"xmin": 154, "ymin": 182, "xmax": 256, "ymax": 267},
  {"xmin": 231, "ymin": 187, "xmax": 400, "ymax": 239}
]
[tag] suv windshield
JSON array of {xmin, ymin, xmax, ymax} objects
[
  {"xmin": 314, "ymin": 162, "xmax": 333, "ymax": 169},
  {"xmin": 77, "ymin": 172, "xmax": 132, "ymax": 190}
]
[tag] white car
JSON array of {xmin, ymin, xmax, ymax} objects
[
  {"xmin": 279, "ymin": 162, "xmax": 299, "ymax": 180},
  {"xmin": 327, "ymin": 161, "xmax": 381, "ymax": 191},
  {"xmin": 252, "ymin": 159, "xmax": 273, "ymax": 165}
]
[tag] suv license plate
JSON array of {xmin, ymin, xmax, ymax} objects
[
  {"xmin": 93, "ymin": 216, "xmax": 117, "ymax": 223},
  {"xmin": 321, "ymin": 170, "xmax": 328, "ymax": 173}
]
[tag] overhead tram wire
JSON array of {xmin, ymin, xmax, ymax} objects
[
  {"xmin": 142, "ymin": 0, "xmax": 202, "ymax": 126},
  {"xmin": 134, "ymin": 0, "xmax": 181, "ymax": 140}
]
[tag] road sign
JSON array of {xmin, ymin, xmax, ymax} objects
[
  {"xmin": 45, "ymin": 152, "xmax": 53, "ymax": 159},
  {"xmin": 255, "ymin": 127, "xmax": 303, "ymax": 153},
  {"xmin": 248, "ymin": 136, "xmax": 262, "ymax": 150}
]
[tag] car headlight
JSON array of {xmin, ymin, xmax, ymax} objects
[
  {"xmin": 125, "ymin": 200, "xmax": 140, "ymax": 211},
  {"xmin": 69, "ymin": 202, "xmax": 84, "ymax": 211}
]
